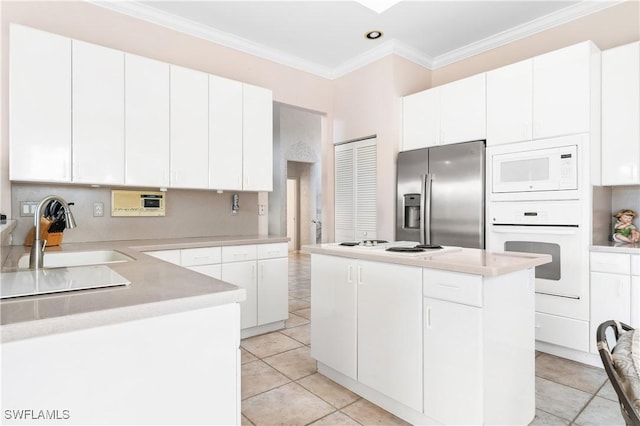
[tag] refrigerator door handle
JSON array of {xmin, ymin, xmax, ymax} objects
[{"xmin": 422, "ymin": 173, "xmax": 433, "ymax": 245}]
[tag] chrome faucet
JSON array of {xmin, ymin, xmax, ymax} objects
[{"xmin": 29, "ymin": 195, "xmax": 77, "ymax": 269}]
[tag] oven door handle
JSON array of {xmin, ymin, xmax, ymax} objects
[{"xmin": 491, "ymin": 225, "xmax": 579, "ymax": 235}]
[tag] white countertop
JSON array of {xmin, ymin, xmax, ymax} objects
[
  {"xmin": 302, "ymin": 242, "xmax": 551, "ymax": 276},
  {"xmin": 591, "ymin": 241, "xmax": 640, "ymax": 255},
  {"xmin": 1, "ymin": 235, "xmax": 287, "ymax": 343}
]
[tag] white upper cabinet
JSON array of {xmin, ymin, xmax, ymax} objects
[
  {"xmin": 170, "ymin": 65, "xmax": 209, "ymax": 189},
  {"xmin": 533, "ymin": 41, "xmax": 599, "ymax": 139},
  {"xmin": 439, "ymin": 73, "xmax": 486, "ymax": 145},
  {"xmin": 9, "ymin": 24, "xmax": 72, "ymax": 182},
  {"xmin": 402, "ymin": 88, "xmax": 439, "ymax": 150},
  {"xmin": 209, "ymin": 75, "xmax": 243, "ymax": 191},
  {"xmin": 486, "ymin": 59, "xmax": 533, "ymax": 146},
  {"xmin": 242, "ymin": 83, "xmax": 273, "ymax": 191},
  {"xmin": 72, "ymin": 40, "xmax": 125, "ymax": 185},
  {"xmin": 401, "ymin": 74, "xmax": 486, "ymax": 151},
  {"xmin": 601, "ymin": 42, "xmax": 640, "ymax": 185},
  {"xmin": 125, "ymin": 53, "xmax": 170, "ymax": 187},
  {"xmin": 9, "ymin": 25, "xmax": 275, "ymax": 191}
]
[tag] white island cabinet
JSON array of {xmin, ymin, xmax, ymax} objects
[
  {"xmin": 306, "ymin": 244, "xmax": 547, "ymax": 425},
  {"xmin": 2, "ymin": 304, "xmax": 240, "ymax": 425}
]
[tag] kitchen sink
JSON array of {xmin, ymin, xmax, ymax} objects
[{"xmin": 17, "ymin": 250, "xmax": 134, "ymax": 269}]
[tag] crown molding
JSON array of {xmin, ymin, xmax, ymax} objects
[
  {"xmin": 429, "ymin": 0, "xmax": 623, "ymax": 69},
  {"xmin": 90, "ymin": 0, "xmax": 336, "ymax": 79},
  {"xmin": 91, "ymin": 0, "xmax": 623, "ymax": 79}
]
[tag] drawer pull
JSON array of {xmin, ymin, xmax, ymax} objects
[{"xmin": 437, "ymin": 283, "xmax": 460, "ymax": 290}]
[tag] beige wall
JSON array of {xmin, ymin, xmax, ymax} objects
[
  {"xmin": 331, "ymin": 55, "xmax": 431, "ymax": 240},
  {"xmin": 1, "ymin": 1, "xmax": 639, "ymax": 244},
  {"xmin": 431, "ymin": 1, "xmax": 640, "ymax": 86}
]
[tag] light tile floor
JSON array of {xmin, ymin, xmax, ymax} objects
[{"xmin": 240, "ymin": 253, "xmax": 626, "ymax": 426}]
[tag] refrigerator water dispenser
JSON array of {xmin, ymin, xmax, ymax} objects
[{"xmin": 404, "ymin": 194, "xmax": 421, "ymax": 229}]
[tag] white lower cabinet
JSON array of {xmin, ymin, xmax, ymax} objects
[
  {"xmin": 423, "ymin": 297, "xmax": 483, "ymax": 424},
  {"xmin": 589, "ymin": 251, "xmax": 636, "ymax": 352},
  {"xmin": 357, "ymin": 260, "xmax": 423, "ymax": 412},
  {"xmin": 310, "ymin": 255, "xmax": 357, "ymax": 380},
  {"xmin": 147, "ymin": 243, "xmax": 287, "ymax": 335},
  {"xmin": 223, "ymin": 260, "xmax": 258, "ymax": 329},
  {"xmin": 2, "ymin": 304, "xmax": 240, "ymax": 425},
  {"xmin": 144, "ymin": 249, "xmax": 181, "ymax": 265},
  {"xmin": 311, "ymin": 254, "xmax": 536, "ymax": 425},
  {"xmin": 257, "ymin": 257, "xmax": 288, "ymax": 325},
  {"xmin": 310, "ymin": 255, "xmax": 422, "ymax": 410}
]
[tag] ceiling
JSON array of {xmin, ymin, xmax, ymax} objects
[{"xmin": 95, "ymin": 0, "xmax": 620, "ymax": 79}]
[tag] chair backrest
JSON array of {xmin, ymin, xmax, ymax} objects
[{"xmin": 596, "ymin": 320, "xmax": 640, "ymax": 426}]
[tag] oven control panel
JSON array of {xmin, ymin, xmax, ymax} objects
[{"xmin": 490, "ymin": 201, "xmax": 580, "ymax": 226}]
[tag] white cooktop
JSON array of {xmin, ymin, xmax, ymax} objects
[{"xmin": 1, "ymin": 265, "xmax": 130, "ymax": 299}]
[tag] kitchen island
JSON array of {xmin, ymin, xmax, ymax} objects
[
  {"xmin": 1, "ymin": 235, "xmax": 287, "ymax": 425},
  {"xmin": 303, "ymin": 242, "xmax": 551, "ymax": 426}
]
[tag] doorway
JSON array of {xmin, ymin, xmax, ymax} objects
[{"xmin": 287, "ymin": 178, "xmax": 299, "ymax": 252}]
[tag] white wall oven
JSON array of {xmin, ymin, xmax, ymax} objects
[
  {"xmin": 489, "ymin": 201, "xmax": 586, "ymax": 300},
  {"xmin": 487, "ymin": 133, "xmax": 592, "ymax": 351}
]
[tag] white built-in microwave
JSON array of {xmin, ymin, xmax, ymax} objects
[{"xmin": 488, "ymin": 135, "xmax": 583, "ymax": 201}]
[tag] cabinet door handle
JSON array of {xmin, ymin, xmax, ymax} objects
[
  {"xmin": 357, "ymin": 266, "xmax": 363, "ymax": 285},
  {"xmin": 437, "ymin": 282, "xmax": 460, "ymax": 290},
  {"xmin": 260, "ymin": 263, "xmax": 264, "ymax": 280},
  {"xmin": 426, "ymin": 306, "xmax": 432, "ymax": 328},
  {"xmin": 251, "ymin": 264, "xmax": 256, "ymax": 280},
  {"xmin": 347, "ymin": 265, "xmax": 353, "ymax": 284}
]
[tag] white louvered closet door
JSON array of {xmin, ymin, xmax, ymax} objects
[{"xmin": 334, "ymin": 138, "xmax": 377, "ymax": 242}]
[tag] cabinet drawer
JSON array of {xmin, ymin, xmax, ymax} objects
[
  {"xmin": 188, "ymin": 264, "xmax": 222, "ymax": 280},
  {"xmin": 590, "ymin": 252, "xmax": 630, "ymax": 274},
  {"xmin": 222, "ymin": 245, "xmax": 257, "ymax": 263},
  {"xmin": 145, "ymin": 249, "xmax": 181, "ymax": 265},
  {"xmin": 632, "ymin": 255, "xmax": 639, "ymax": 276},
  {"xmin": 423, "ymin": 269, "xmax": 482, "ymax": 307},
  {"xmin": 535, "ymin": 312, "xmax": 589, "ymax": 352},
  {"xmin": 257, "ymin": 243, "xmax": 288, "ymax": 260},
  {"xmin": 181, "ymin": 247, "xmax": 222, "ymax": 266}
]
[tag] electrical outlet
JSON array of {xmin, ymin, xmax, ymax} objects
[
  {"xmin": 19, "ymin": 201, "xmax": 38, "ymax": 217},
  {"xmin": 93, "ymin": 202, "xmax": 104, "ymax": 217},
  {"xmin": 258, "ymin": 204, "xmax": 266, "ymax": 216}
]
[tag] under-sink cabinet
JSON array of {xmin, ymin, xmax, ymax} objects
[{"xmin": 146, "ymin": 242, "xmax": 288, "ymax": 337}]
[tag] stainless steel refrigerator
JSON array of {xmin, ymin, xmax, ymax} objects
[{"xmin": 396, "ymin": 140, "xmax": 485, "ymax": 248}]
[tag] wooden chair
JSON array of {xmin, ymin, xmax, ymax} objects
[{"xmin": 596, "ymin": 320, "xmax": 640, "ymax": 426}]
